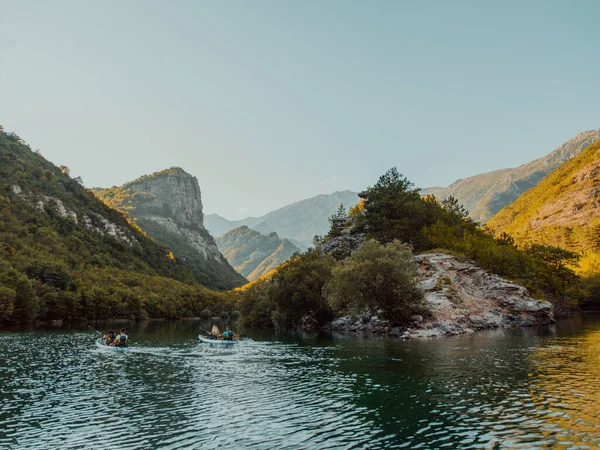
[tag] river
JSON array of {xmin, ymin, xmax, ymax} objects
[{"xmin": 1, "ymin": 316, "xmax": 599, "ymax": 449}]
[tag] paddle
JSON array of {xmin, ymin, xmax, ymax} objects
[
  {"xmin": 199, "ymin": 326, "xmax": 219, "ymax": 340},
  {"xmin": 87, "ymin": 325, "xmax": 102, "ymax": 336}
]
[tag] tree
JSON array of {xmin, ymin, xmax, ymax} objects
[
  {"xmin": 525, "ymin": 244, "xmax": 581, "ymax": 306},
  {"xmin": 325, "ymin": 239, "xmax": 427, "ymax": 325},
  {"xmin": 0, "ymin": 286, "xmax": 16, "ymax": 321},
  {"xmin": 58, "ymin": 165, "xmax": 70, "ymax": 176},
  {"xmin": 363, "ymin": 167, "xmax": 435, "ymax": 247},
  {"xmin": 327, "ymin": 203, "xmax": 348, "ymax": 237},
  {"xmin": 0, "ymin": 268, "xmax": 39, "ymax": 324},
  {"xmin": 269, "ymin": 247, "xmax": 336, "ymax": 329}
]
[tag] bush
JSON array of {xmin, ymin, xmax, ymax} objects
[{"xmin": 325, "ymin": 239, "xmax": 427, "ymax": 325}]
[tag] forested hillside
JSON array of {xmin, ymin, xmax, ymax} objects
[{"xmin": 0, "ymin": 127, "xmax": 232, "ymax": 325}]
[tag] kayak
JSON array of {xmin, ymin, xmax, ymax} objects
[
  {"xmin": 95, "ymin": 338, "xmax": 130, "ymax": 352},
  {"xmin": 198, "ymin": 335, "xmax": 238, "ymax": 345}
]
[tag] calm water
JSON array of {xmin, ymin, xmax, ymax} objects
[{"xmin": 1, "ymin": 317, "xmax": 599, "ymax": 449}]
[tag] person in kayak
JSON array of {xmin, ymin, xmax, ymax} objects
[
  {"xmin": 111, "ymin": 328, "xmax": 128, "ymax": 347},
  {"xmin": 221, "ymin": 326, "xmax": 236, "ymax": 341},
  {"xmin": 103, "ymin": 329, "xmax": 116, "ymax": 346},
  {"xmin": 207, "ymin": 325, "xmax": 219, "ymax": 340}
]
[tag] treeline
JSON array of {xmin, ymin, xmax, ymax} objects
[
  {"xmin": 238, "ymin": 239, "xmax": 427, "ymax": 329},
  {"xmin": 0, "ymin": 127, "xmax": 233, "ymax": 325},
  {"xmin": 238, "ymin": 168, "xmax": 583, "ymax": 328}
]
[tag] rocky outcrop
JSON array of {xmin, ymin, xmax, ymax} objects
[
  {"xmin": 321, "ymin": 228, "xmax": 366, "ymax": 259},
  {"xmin": 125, "ymin": 169, "xmax": 204, "ymax": 229},
  {"xmin": 216, "ymin": 226, "xmax": 300, "ymax": 281},
  {"xmin": 329, "ymin": 252, "xmax": 554, "ymax": 338},
  {"xmin": 13, "ymin": 186, "xmax": 140, "ymax": 248},
  {"xmin": 94, "ymin": 168, "xmax": 247, "ymax": 290}
]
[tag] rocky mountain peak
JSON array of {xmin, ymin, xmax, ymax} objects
[
  {"xmin": 125, "ymin": 167, "xmax": 204, "ymax": 229},
  {"xmin": 94, "ymin": 168, "xmax": 247, "ymax": 290}
]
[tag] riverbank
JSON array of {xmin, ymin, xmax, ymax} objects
[{"xmin": 328, "ymin": 252, "xmax": 555, "ymax": 339}]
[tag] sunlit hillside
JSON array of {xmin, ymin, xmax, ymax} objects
[
  {"xmin": 423, "ymin": 129, "xmax": 600, "ymax": 223},
  {"xmin": 487, "ymin": 139, "xmax": 600, "ymax": 282}
]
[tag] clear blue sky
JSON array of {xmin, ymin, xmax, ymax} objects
[{"xmin": 1, "ymin": 1, "xmax": 599, "ymax": 219}]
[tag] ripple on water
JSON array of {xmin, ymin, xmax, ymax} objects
[{"xmin": 1, "ymin": 322, "xmax": 600, "ymax": 449}]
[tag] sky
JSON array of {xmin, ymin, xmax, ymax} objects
[{"xmin": 1, "ymin": 1, "xmax": 599, "ymax": 220}]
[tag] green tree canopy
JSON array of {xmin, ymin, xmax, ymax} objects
[{"xmin": 325, "ymin": 239, "xmax": 426, "ymax": 325}]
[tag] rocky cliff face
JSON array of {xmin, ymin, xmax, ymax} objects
[
  {"xmin": 216, "ymin": 226, "xmax": 300, "ymax": 281},
  {"xmin": 125, "ymin": 169, "xmax": 204, "ymax": 229},
  {"xmin": 330, "ymin": 252, "xmax": 554, "ymax": 338},
  {"xmin": 422, "ymin": 128, "xmax": 600, "ymax": 223},
  {"xmin": 95, "ymin": 168, "xmax": 247, "ymax": 290}
]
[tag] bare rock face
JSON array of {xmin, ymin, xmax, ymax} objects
[
  {"xmin": 329, "ymin": 252, "xmax": 554, "ymax": 338},
  {"xmin": 407, "ymin": 253, "xmax": 554, "ymax": 338},
  {"xmin": 95, "ymin": 168, "xmax": 246, "ymax": 290},
  {"xmin": 321, "ymin": 229, "xmax": 366, "ymax": 259},
  {"xmin": 126, "ymin": 169, "xmax": 204, "ymax": 229}
]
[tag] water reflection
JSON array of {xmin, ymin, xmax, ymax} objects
[
  {"xmin": 527, "ymin": 324, "xmax": 600, "ymax": 448},
  {"xmin": 0, "ymin": 317, "xmax": 599, "ymax": 448}
]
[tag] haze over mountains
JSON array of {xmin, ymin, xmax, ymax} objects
[
  {"xmin": 205, "ymin": 190, "xmax": 361, "ymax": 249},
  {"xmin": 423, "ymin": 129, "xmax": 600, "ymax": 223}
]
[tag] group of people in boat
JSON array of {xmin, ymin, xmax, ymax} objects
[
  {"xmin": 205, "ymin": 325, "xmax": 236, "ymax": 341},
  {"xmin": 102, "ymin": 328, "xmax": 128, "ymax": 347},
  {"xmin": 99, "ymin": 325, "xmax": 235, "ymax": 346}
]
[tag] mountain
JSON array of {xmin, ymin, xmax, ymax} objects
[
  {"xmin": 216, "ymin": 226, "xmax": 301, "ymax": 281},
  {"xmin": 205, "ymin": 190, "xmax": 361, "ymax": 249},
  {"xmin": 94, "ymin": 168, "xmax": 247, "ymax": 290},
  {"xmin": 422, "ymin": 129, "xmax": 600, "ymax": 223},
  {"xmin": 486, "ymin": 139, "xmax": 600, "ymax": 278},
  {"xmin": 0, "ymin": 127, "xmax": 231, "ymax": 324},
  {"xmin": 204, "ymin": 214, "xmax": 247, "ymax": 239}
]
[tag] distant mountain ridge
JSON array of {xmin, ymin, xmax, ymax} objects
[
  {"xmin": 216, "ymin": 226, "xmax": 300, "ymax": 281},
  {"xmin": 205, "ymin": 190, "xmax": 360, "ymax": 249},
  {"xmin": 486, "ymin": 139, "xmax": 600, "ymax": 263},
  {"xmin": 422, "ymin": 128, "xmax": 600, "ymax": 223},
  {"xmin": 94, "ymin": 168, "xmax": 247, "ymax": 290}
]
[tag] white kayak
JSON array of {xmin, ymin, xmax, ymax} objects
[
  {"xmin": 198, "ymin": 335, "xmax": 238, "ymax": 345},
  {"xmin": 95, "ymin": 338, "xmax": 131, "ymax": 352}
]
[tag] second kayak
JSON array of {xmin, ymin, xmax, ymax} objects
[{"xmin": 198, "ymin": 335, "xmax": 238, "ymax": 345}]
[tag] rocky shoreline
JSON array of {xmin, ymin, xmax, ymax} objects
[{"xmin": 326, "ymin": 252, "xmax": 555, "ymax": 339}]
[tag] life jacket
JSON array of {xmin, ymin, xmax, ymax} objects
[
  {"xmin": 115, "ymin": 334, "xmax": 128, "ymax": 347},
  {"xmin": 223, "ymin": 331, "xmax": 233, "ymax": 341},
  {"xmin": 105, "ymin": 333, "xmax": 115, "ymax": 345}
]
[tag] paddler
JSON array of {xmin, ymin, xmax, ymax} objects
[
  {"xmin": 220, "ymin": 325, "xmax": 236, "ymax": 341},
  {"xmin": 103, "ymin": 329, "xmax": 116, "ymax": 346},
  {"xmin": 111, "ymin": 328, "xmax": 128, "ymax": 347}
]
